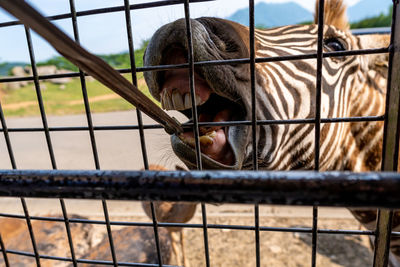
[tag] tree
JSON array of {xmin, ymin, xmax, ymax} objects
[{"xmin": 350, "ymin": 6, "xmax": 393, "ymax": 29}]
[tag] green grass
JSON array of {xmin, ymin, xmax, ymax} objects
[
  {"xmin": 0, "ymin": 41, "xmax": 155, "ymax": 117},
  {"xmin": 1, "ymin": 73, "xmax": 160, "ymax": 117}
]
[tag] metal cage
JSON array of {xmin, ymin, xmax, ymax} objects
[{"xmin": 0, "ymin": 0, "xmax": 399, "ymax": 266}]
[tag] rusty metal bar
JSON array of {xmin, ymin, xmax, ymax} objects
[
  {"xmin": 0, "ymin": 170, "xmax": 400, "ymax": 207},
  {"xmin": 68, "ymin": 0, "xmax": 101, "ymax": 170},
  {"xmin": 0, "ymin": 233, "xmax": 9, "ymax": 267},
  {"xmin": 183, "ymin": 0, "xmax": 202, "ymax": 170},
  {"xmin": 374, "ymin": 210, "xmax": 394, "ymax": 267},
  {"xmin": 121, "ymin": 2, "xmax": 163, "ymax": 265},
  {"xmin": 351, "ymin": 27, "xmax": 391, "ymax": 35},
  {"xmin": 0, "ymin": 115, "xmax": 387, "ymax": 134},
  {"xmin": 0, "ymin": 212, "xmax": 383, "ymax": 235},
  {"xmin": 0, "ymin": 248, "xmax": 179, "ymax": 267},
  {"xmin": 24, "ymin": 26, "xmax": 57, "ymax": 169},
  {"xmin": 0, "ymin": 102, "xmax": 16, "ymax": 169},
  {"xmin": 200, "ymin": 203, "xmax": 210, "ymax": 267},
  {"xmin": 21, "ymin": 198, "xmax": 41, "ymax": 266},
  {"xmin": 311, "ymin": 0, "xmax": 326, "ymax": 265},
  {"xmin": 123, "ymin": 0, "xmax": 150, "ymax": 170},
  {"xmin": 382, "ymin": 1, "xmax": 400, "ymax": 172},
  {"xmin": 248, "ymin": 1, "xmax": 261, "ymax": 266},
  {"xmin": 149, "ymin": 203, "xmax": 164, "ymax": 267},
  {"xmin": 59, "ymin": 199, "xmax": 78, "ymax": 267},
  {"xmin": 249, "ymin": 0, "xmax": 257, "ymax": 171},
  {"xmin": 102, "ymin": 200, "xmax": 119, "ymax": 267},
  {"xmin": 181, "ymin": 2, "xmax": 211, "ymax": 267},
  {"xmin": 374, "ymin": 1, "xmax": 400, "ymax": 267}
]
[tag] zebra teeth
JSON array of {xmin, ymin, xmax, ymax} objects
[
  {"xmin": 183, "ymin": 93, "xmax": 203, "ymax": 109},
  {"xmin": 184, "ymin": 93, "xmax": 191, "ymax": 109},
  {"xmin": 199, "ymin": 130, "xmax": 217, "ymax": 146},
  {"xmin": 172, "ymin": 90, "xmax": 185, "ymax": 110},
  {"xmin": 178, "ymin": 134, "xmax": 195, "ymax": 147},
  {"xmin": 161, "ymin": 90, "xmax": 204, "ymax": 110},
  {"xmin": 199, "ymin": 135, "xmax": 214, "ymax": 146},
  {"xmin": 178, "ymin": 130, "xmax": 217, "ymax": 147},
  {"xmin": 160, "ymin": 89, "xmax": 173, "ymax": 110},
  {"xmin": 204, "ymin": 130, "xmax": 217, "ymax": 138}
]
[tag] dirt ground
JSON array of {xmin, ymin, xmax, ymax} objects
[
  {"xmin": 80, "ymin": 214, "xmax": 372, "ymax": 267},
  {"xmin": 0, "ymin": 199, "xmax": 374, "ymax": 267},
  {"xmin": 183, "ymin": 216, "xmax": 372, "ymax": 267}
]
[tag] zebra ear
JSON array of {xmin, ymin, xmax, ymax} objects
[
  {"xmin": 357, "ymin": 34, "xmax": 390, "ymax": 74},
  {"xmin": 314, "ymin": 0, "xmax": 349, "ymax": 31}
]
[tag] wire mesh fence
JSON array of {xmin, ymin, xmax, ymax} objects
[{"xmin": 0, "ymin": 0, "xmax": 399, "ymax": 266}]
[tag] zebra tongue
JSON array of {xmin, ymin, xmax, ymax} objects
[
  {"xmin": 180, "ymin": 108, "xmax": 234, "ymax": 165},
  {"xmin": 199, "ymin": 108, "xmax": 232, "ymax": 163},
  {"xmin": 179, "ymin": 128, "xmax": 233, "ymax": 165},
  {"xmin": 201, "ymin": 128, "xmax": 234, "ymax": 165}
]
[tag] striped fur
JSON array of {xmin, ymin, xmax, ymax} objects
[{"xmin": 241, "ymin": 23, "xmax": 387, "ymax": 173}]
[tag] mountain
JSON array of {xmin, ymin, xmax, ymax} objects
[
  {"xmin": 347, "ymin": 0, "xmax": 393, "ymax": 22},
  {"xmin": 227, "ymin": 2, "xmax": 313, "ymax": 28}
]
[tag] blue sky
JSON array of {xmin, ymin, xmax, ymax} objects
[{"xmin": 0, "ymin": 0, "xmax": 360, "ymax": 63}]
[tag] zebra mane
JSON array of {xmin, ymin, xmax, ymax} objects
[{"xmin": 314, "ymin": 0, "xmax": 349, "ymax": 31}]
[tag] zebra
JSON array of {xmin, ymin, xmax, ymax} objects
[{"xmin": 143, "ymin": 0, "xmax": 398, "ymax": 265}]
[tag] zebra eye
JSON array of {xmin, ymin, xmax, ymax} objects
[{"xmin": 324, "ymin": 38, "xmax": 346, "ymax": 52}]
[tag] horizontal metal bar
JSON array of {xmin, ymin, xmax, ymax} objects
[
  {"xmin": 0, "ymin": 115, "xmax": 385, "ymax": 134},
  {"xmin": 0, "ymin": 125, "xmax": 164, "ymax": 132},
  {"xmin": 0, "ymin": 48, "xmax": 389, "ymax": 84},
  {"xmin": 1, "ymin": 170, "xmax": 400, "ymax": 207},
  {"xmin": 351, "ymin": 27, "xmax": 391, "ymax": 35},
  {"xmin": 0, "ymin": 212, "xmax": 379, "ymax": 235},
  {"xmin": 0, "ymin": 248, "xmax": 178, "ymax": 267},
  {"xmin": 323, "ymin": 47, "xmax": 390, "ymax": 58},
  {"xmin": 0, "ymin": 0, "xmax": 214, "ymax": 28}
]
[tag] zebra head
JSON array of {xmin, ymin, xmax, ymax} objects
[{"xmin": 143, "ymin": 0, "xmax": 389, "ymax": 171}]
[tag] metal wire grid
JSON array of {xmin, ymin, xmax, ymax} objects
[{"xmin": 0, "ymin": 0, "xmax": 398, "ymax": 266}]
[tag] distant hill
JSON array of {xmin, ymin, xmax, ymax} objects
[
  {"xmin": 347, "ymin": 0, "xmax": 392, "ymax": 22},
  {"xmin": 226, "ymin": 0, "xmax": 394, "ymax": 28},
  {"xmin": 227, "ymin": 2, "xmax": 312, "ymax": 28},
  {"xmin": 0, "ymin": 62, "xmax": 27, "ymax": 76}
]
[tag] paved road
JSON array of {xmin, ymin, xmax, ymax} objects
[
  {"xmin": 0, "ymin": 110, "xmax": 186, "ymax": 170},
  {"xmin": 0, "ymin": 111, "xmax": 354, "ymax": 219}
]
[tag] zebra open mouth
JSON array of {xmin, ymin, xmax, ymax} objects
[
  {"xmin": 159, "ymin": 46, "xmax": 244, "ymax": 168},
  {"xmin": 144, "ymin": 18, "xmax": 251, "ymax": 170}
]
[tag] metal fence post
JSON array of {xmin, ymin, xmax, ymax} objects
[{"xmin": 374, "ymin": 1, "xmax": 400, "ymax": 267}]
